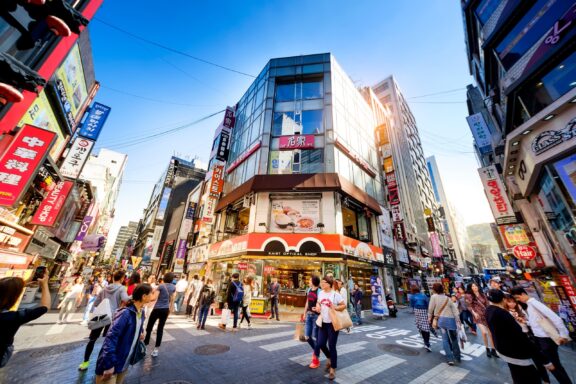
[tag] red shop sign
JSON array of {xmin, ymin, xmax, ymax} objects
[
  {"xmin": 236, "ymin": 262, "xmax": 248, "ymax": 270},
  {"xmin": 0, "ymin": 125, "xmax": 56, "ymax": 207},
  {"xmin": 30, "ymin": 181, "xmax": 74, "ymax": 226},
  {"xmin": 512, "ymin": 245, "xmax": 536, "ymax": 261},
  {"xmin": 558, "ymin": 275, "xmax": 576, "ymax": 310},
  {"xmin": 264, "ymin": 266, "xmax": 275, "ymax": 274},
  {"xmin": 279, "ymin": 135, "xmax": 315, "ymax": 150}
]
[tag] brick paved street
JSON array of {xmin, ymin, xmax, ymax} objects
[{"xmin": 2, "ymin": 308, "xmax": 575, "ymax": 384}]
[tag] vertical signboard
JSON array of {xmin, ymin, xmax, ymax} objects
[
  {"xmin": 466, "ymin": 113, "xmax": 492, "ymax": 154},
  {"xmin": 30, "ymin": 181, "xmax": 74, "ymax": 226},
  {"xmin": 478, "ymin": 165, "xmax": 517, "ymax": 225},
  {"xmin": 209, "ymin": 165, "xmax": 224, "ymax": 198},
  {"xmin": 59, "ymin": 137, "xmax": 95, "ymax": 179},
  {"xmin": 174, "ymin": 238, "xmax": 187, "ymax": 273},
  {"xmin": 0, "ymin": 125, "xmax": 56, "ymax": 206},
  {"xmin": 377, "ymin": 207, "xmax": 394, "ymax": 249},
  {"xmin": 75, "ymin": 216, "xmax": 93, "ymax": 241},
  {"xmin": 429, "ymin": 232, "xmax": 443, "ymax": 258},
  {"xmin": 78, "ymin": 102, "xmax": 111, "ymax": 140}
]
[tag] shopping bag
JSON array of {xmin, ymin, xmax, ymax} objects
[
  {"xmin": 88, "ymin": 298, "xmax": 112, "ymax": 330},
  {"xmin": 219, "ymin": 308, "xmax": 231, "ymax": 329},
  {"xmin": 294, "ymin": 322, "xmax": 305, "ymax": 341},
  {"xmin": 457, "ymin": 324, "xmax": 467, "ymax": 349},
  {"xmin": 329, "ymin": 307, "xmax": 353, "ymax": 331}
]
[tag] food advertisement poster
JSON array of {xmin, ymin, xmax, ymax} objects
[
  {"xmin": 270, "ymin": 200, "xmax": 320, "ymax": 233},
  {"xmin": 370, "ymin": 276, "xmax": 389, "ymax": 316}
]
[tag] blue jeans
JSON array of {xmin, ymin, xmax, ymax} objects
[
  {"xmin": 230, "ymin": 302, "xmax": 240, "ymax": 328},
  {"xmin": 459, "ymin": 310, "xmax": 476, "ymax": 332},
  {"xmin": 198, "ymin": 304, "xmax": 210, "ymax": 328},
  {"xmin": 314, "ymin": 322, "xmax": 339, "ymax": 368},
  {"xmin": 175, "ymin": 292, "xmax": 185, "ymax": 312},
  {"xmin": 441, "ymin": 328, "xmax": 461, "ymax": 362},
  {"xmin": 83, "ymin": 296, "xmax": 96, "ymax": 321},
  {"xmin": 305, "ymin": 312, "xmax": 319, "ymax": 350},
  {"xmin": 354, "ymin": 303, "xmax": 362, "ymax": 324}
]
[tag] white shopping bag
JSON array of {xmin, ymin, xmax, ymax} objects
[
  {"xmin": 219, "ymin": 308, "xmax": 231, "ymax": 329},
  {"xmin": 92, "ymin": 298, "xmax": 112, "ymax": 317}
]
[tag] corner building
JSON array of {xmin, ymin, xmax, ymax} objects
[{"xmin": 208, "ymin": 54, "xmax": 389, "ymax": 312}]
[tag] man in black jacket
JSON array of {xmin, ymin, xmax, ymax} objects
[
  {"xmin": 223, "ymin": 273, "xmax": 243, "ymax": 331},
  {"xmin": 485, "ymin": 289, "xmax": 554, "ymax": 384}
]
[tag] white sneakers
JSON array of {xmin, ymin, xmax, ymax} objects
[{"xmin": 151, "ymin": 348, "xmax": 159, "ymax": 357}]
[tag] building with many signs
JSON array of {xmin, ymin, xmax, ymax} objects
[
  {"xmin": 0, "ymin": 0, "xmax": 113, "ymax": 288},
  {"xmin": 461, "ymin": 0, "xmax": 576, "ymax": 330}
]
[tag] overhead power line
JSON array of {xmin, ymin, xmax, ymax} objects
[
  {"xmin": 408, "ymin": 87, "xmax": 465, "ymax": 99},
  {"xmin": 101, "ymin": 85, "xmax": 218, "ymax": 107},
  {"xmin": 94, "ymin": 17, "xmax": 256, "ymax": 78},
  {"xmin": 410, "ymin": 101, "xmax": 466, "ymax": 104}
]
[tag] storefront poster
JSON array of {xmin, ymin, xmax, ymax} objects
[
  {"xmin": 55, "ymin": 44, "xmax": 88, "ymax": 119},
  {"xmin": 397, "ymin": 245, "xmax": 410, "ymax": 265},
  {"xmin": 554, "ymin": 154, "xmax": 576, "ymax": 204},
  {"xmin": 270, "ymin": 200, "xmax": 321, "ymax": 233},
  {"xmin": 59, "ymin": 137, "xmax": 95, "ymax": 179},
  {"xmin": 499, "ymin": 224, "xmax": 531, "ymax": 248},
  {"xmin": 478, "ymin": 165, "xmax": 517, "ymax": 225},
  {"xmin": 0, "ymin": 125, "xmax": 56, "ymax": 207},
  {"xmin": 341, "ymin": 236, "xmax": 384, "ymax": 262},
  {"xmin": 269, "ymin": 151, "xmax": 293, "ymax": 174},
  {"xmin": 142, "ymin": 236, "xmax": 154, "ymax": 262},
  {"xmin": 18, "ymin": 90, "xmax": 66, "ymax": 160},
  {"xmin": 370, "ymin": 276, "xmax": 389, "ymax": 316},
  {"xmin": 377, "ymin": 206, "xmax": 394, "ymax": 249}
]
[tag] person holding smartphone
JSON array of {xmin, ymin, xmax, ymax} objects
[{"xmin": 0, "ymin": 275, "xmax": 51, "ymax": 368}]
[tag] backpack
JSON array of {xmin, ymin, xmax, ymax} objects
[
  {"xmin": 232, "ymin": 281, "xmax": 244, "ymax": 303},
  {"xmin": 200, "ymin": 286, "xmax": 215, "ymax": 305}
]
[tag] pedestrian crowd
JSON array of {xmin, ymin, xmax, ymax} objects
[{"xmin": 408, "ymin": 278, "xmax": 573, "ymax": 384}]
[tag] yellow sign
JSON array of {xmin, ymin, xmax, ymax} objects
[
  {"xmin": 131, "ymin": 256, "xmax": 142, "ymax": 268},
  {"xmin": 55, "ymin": 44, "xmax": 88, "ymax": 118},
  {"xmin": 383, "ymin": 157, "xmax": 394, "ymax": 173},
  {"xmin": 250, "ymin": 298, "xmax": 266, "ymax": 314},
  {"xmin": 424, "ymin": 208, "xmax": 432, "ymax": 216},
  {"xmin": 18, "ymin": 90, "xmax": 66, "ymax": 160}
]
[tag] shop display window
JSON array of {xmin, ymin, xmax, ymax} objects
[{"xmin": 342, "ymin": 205, "xmax": 372, "ymax": 242}]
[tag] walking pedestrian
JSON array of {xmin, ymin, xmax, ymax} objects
[
  {"xmin": 310, "ymin": 275, "xmax": 346, "ymax": 381},
  {"xmin": 486, "ymin": 289, "xmax": 554, "ymax": 384},
  {"xmin": 83, "ymin": 277, "xmax": 95, "ymax": 307},
  {"xmin": 222, "ymin": 273, "xmax": 243, "ymax": 331},
  {"xmin": 185, "ymin": 274, "xmax": 202, "ymax": 322},
  {"xmin": 351, "ymin": 284, "xmax": 363, "ymax": 325},
  {"xmin": 83, "ymin": 276, "xmax": 104, "ymax": 325},
  {"xmin": 58, "ymin": 276, "xmax": 84, "ymax": 324},
  {"xmin": 303, "ymin": 275, "xmax": 321, "ymax": 368},
  {"xmin": 0, "ymin": 276, "xmax": 50, "ymax": 369},
  {"xmin": 126, "ymin": 272, "xmax": 141, "ymax": 297},
  {"xmin": 95, "ymin": 284, "xmax": 152, "ymax": 384},
  {"xmin": 466, "ymin": 282, "xmax": 497, "ymax": 358},
  {"xmin": 456, "ymin": 286, "xmax": 477, "ymax": 335},
  {"xmin": 511, "ymin": 286, "xmax": 573, "ymax": 384},
  {"xmin": 428, "ymin": 283, "xmax": 461, "ymax": 365},
  {"xmin": 409, "ymin": 285, "xmax": 432, "ymax": 352},
  {"xmin": 174, "ymin": 274, "xmax": 188, "ymax": 313},
  {"xmin": 196, "ymin": 279, "xmax": 216, "ymax": 330},
  {"xmin": 239, "ymin": 276, "xmax": 254, "ymax": 329},
  {"xmin": 144, "ymin": 272, "xmax": 175, "ymax": 357},
  {"xmin": 268, "ymin": 277, "xmax": 280, "ymax": 321},
  {"xmin": 144, "ymin": 276, "xmax": 157, "ymax": 320},
  {"xmin": 79, "ymin": 270, "xmax": 130, "ymax": 372}
]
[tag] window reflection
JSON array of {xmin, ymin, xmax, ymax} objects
[
  {"xmin": 342, "ymin": 206, "xmax": 371, "ymax": 242},
  {"xmin": 272, "ymin": 110, "xmax": 323, "ymax": 136},
  {"xmin": 275, "ymin": 79, "xmax": 323, "ymax": 102},
  {"xmin": 269, "ymin": 149, "xmax": 323, "ymax": 174}
]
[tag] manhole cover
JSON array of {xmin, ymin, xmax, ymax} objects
[
  {"xmin": 194, "ymin": 344, "xmax": 230, "ymax": 355},
  {"xmin": 378, "ymin": 343, "xmax": 420, "ymax": 356}
]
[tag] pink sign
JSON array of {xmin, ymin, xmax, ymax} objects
[
  {"xmin": 430, "ymin": 232, "xmax": 443, "ymax": 258},
  {"xmin": 30, "ymin": 181, "xmax": 74, "ymax": 226},
  {"xmin": 279, "ymin": 135, "xmax": 315, "ymax": 150}
]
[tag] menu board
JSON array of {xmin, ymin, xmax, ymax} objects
[{"xmin": 270, "ymin": 200, "xmax": 320, "ymax": 233}]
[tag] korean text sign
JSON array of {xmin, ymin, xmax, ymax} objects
[
  {"xmin": 60, "ymin": 137, "xmax": 94, "ymax": 179},
  {"xmin": 0, "ymin": 125, "xmax": 56, "ymax": 206},
  {"xmin": 78, "ymin": 102, "xmax": 111, "ymax": 140},
  {"xmin": 30, "ymin": 181, "xmax": 74, "ymax": 226}
]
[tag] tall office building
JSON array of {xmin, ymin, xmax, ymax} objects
[
  {"xmin": 372, "ymin": 77, "xmax": 455, "ymax": 275},
  {"xmin": 461, "ymin": 0, "xmax": 576, "ymax": 290},
  {"xmin": 110, "ymin": 221, "xmax": 138, "ymax": 260},
  {"xmin": 426, "ymin": 155, "xmax": 472, "ymax": 273}
]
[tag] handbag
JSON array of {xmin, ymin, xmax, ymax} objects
[
  {"xmin": 531, "ymin": 304, "xmax": 563, "ymax": 345},
  {"xmin": 219, "ymin": 308, "xmax": 231, "ymax": 329},
  {"xmin": 432, "ymin": 297, "xmax": 450, "ymax": 330},
  {"xmin": 88, "ymin": 298, "xmax": 112, "ymax": 330},
  {"xmin": 129, "ymin": 340, "xmax": 146, "ymax": 365},
  {"xmin": 330, "ymin": 306, "xmax": 353, "ymax": 331},
  {"xmin": 457, "ymin": 323, "xmax": 467, "ymax": 349}
]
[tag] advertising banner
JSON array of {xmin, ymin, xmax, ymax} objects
[
  {"xmin": 341, "ymin": 236, "xmax": 384, "ymax": 262},
  {"xmin": 185, "ymin": 202, "xmax": 196, "ymax": 220},
  {"xmin": 75, "ymin": 216, "xmax": 93, "ymax": 241},
  {"xmin": 30, "ymin": 181, "xmax": 73, "ymax": 226},
  {"xmin": 0, "ymin": 125, "xmax": 56, "ymax": 207},
  {"xmin": 498, "ymin": 224, "xmax": 531, "ymax": 248},
  {"xmin": 18, "ymin": 90, "xmax": 66, "ymax": 160},
  {"xmin": 429, "ymin": 232, "xmax": 443, "ymax": 258},
  {"xmin": 141, "ymin": 236, "xmax": 154, "ymax": 262},
  {"xmin": 215, "ymin": 130, "xmax": 230, "ymax": 162},
  {"xmin": 55, "ymin": 44, "xmax": 88, "ymax": 120},
  {"xmin": 478, "ymin": 165, "xmax": 516, "ymax": 224},
  {"xmin": 270, "ymin": 200, "xmax": 320, "ymax": 233},
  {"xmin": 377, "ymin": 207, "xmax": 394, "ymax": 249},
  {"xmin": 558, "ymin": 275, "xmax": 576, "ymax": 310},
  {"xmin": 209, "ymin": 165, "xmax": 224, "ymax": 198},
  {"xmin": 397, "ymin": 245, "xmax": 409, "ymax": 264},
  {"xmin": 60, "ymin": 137, "xmax": 95, "ymax": 179},
  {"xmin": 78, "ymin": 102, "xmax": 111, "ymax": 140},
  {"xmin": 466, "ymin": 113, "xmax": 492, "ymax": 154},
  {"xmin": 269, "ymin": 151, "xmax": 293, "ymax": 174},
  {"xmin": 174, "ymin": 239, "xmax": 187, "ymax": 273},
  {"xmin": 370, "ymin": 276, "xmax": 389, "ymax": 317},
  {"xmin": 279, "ymin": 135, "xmax": 315, "ymax": 150},
  {"xmin": 81, "ymin": 234, "xmax": 106, "ymax": 251},
  {"xmin": 149, "ymin": 225, "xmax": 164, "ymax": 261},
  {"xmin": 156, "ymin": 187, "xmax": 172, "ymax": 220}
]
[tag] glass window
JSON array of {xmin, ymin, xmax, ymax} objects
[
  {"xmin": 342, "ymin": 207, "xmax": 358, "ymax": 238},
  {"xmin": 302, "ymin": 80, "xmax": 323, "ymax": 99},
  {"xmin": 495, "ymin": 0, "xmax": 572, "ymax": 70},
  {"xmin": 357, "ymin": 211, "xmax": 371, "ymax": 242},
  {"xmin": 273, "ymin": 112, "xmax": 298, "ymax": 136},
  {"xmin": 276, "ymin": 83, "xmax": 295, "ymax": 102},
  {"xmin": 301, "ymin": 149, "xmax": 324, "ymax": 173},
  {"xmin": 303, "ymin": 64, "xmax": 323, "ymax": 74},
  {"xmin": 301, "ymin": 110, "xmax": 324, "ymax": 134},
  {"xmin": 474, "ymin": 0, "xmax": 500, "ymax": 25}
]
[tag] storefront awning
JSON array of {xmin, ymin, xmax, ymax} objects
[{"xmin": 216, "ymin": 173, "xmax": 382, "ymax": 214}]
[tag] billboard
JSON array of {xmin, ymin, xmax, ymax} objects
[
  {"xmin": 270, "ymin": 199, "xmax": 321, "ymax": 233},
  {"xmin": 498, "ymin": 224, "xmax": 531, "ymax": 248},
  {"xmin": 478, "ymin": 165, "xmax": 516, "ymax": 225},
  {"xmin": 30, "ymin": 181, "xmax": 74, "ymax": 226},
  {"xmin": 377, "ymin": 207, "xmax": 394, "ymax": 249},
  {"xmin": 78, "ymin": 102, "xmax": 111, "ymax": 140},
  {"xmin": 55, "ymin": 44, "xmax": 88, "ymax": 121},
  {"xmin": 0, "ymin": 125, "xmax": 56, "ymax": 206},
  {"xmin": 75, "ymin": 215, "xmax": 93, "ymax": 241},
  {"xmin": 59, "ymin": 137, "xmax": 95, "ymax": 179}
]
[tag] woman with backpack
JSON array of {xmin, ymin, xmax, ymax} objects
[
  {"xmin": 0, "ymin": 276, "xmax": 50, "ymax": 369},
  {"xmin": 197, "ymin": 279, "xmax": 216, "ymax": 330},
  {"xmin": 239, "ymin": 276, "xmax": 254, "ymax": 329},
  {"xmin": 95, "ymin": 284, "xmax": 152, "ymax": 384},
  {"xmin": 144, "ymin": 272, "xmax": 175, "ymax": 358},
  {"xmin": 428, "ymin": 283, "xmax": 462, "ymax": 365}
]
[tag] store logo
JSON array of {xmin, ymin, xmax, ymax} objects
[{"xmin": 531, "ymin": 117, "xmax": 576, "ymax": 155}]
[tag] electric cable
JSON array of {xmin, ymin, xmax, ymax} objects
[
  {"xmin": 100, "ymin": 85, "xmax": 218, "ymax": 107},
  {"xmin": 408, "ymin": 87, "xmax": 466, "ymax": 99}
]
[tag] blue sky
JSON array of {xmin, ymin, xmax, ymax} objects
[{"xmin": 88, "ymin": 1, "xmax": 494, "ymax": 244}]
